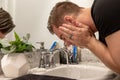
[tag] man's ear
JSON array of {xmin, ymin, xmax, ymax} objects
[
  {"xmin": 64, "ymin": 15, "xmax": 74, "ymax": 24},
  {"xmin": 52, "ymin": 25, "xmax": 57, "ymax": 31}
]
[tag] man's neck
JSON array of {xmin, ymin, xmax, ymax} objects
[{"xmin": 86, "ymin": 8, "xmax": 97, "ymax": 33}]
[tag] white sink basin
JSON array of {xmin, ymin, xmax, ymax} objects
[{"xmin": 29, "ymin": 63, "xmax": 111, "ymax": 80}]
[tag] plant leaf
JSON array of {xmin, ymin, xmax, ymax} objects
[
  {"xmin": 1, "ymin": 46, "xmax": 16, "ymax": 54},
  {"xmin": 23, "ymin": 33, "xmax": 30, "ymax": 43},
  {"xmin": 1, "ymin": 32, "xmax": 35, "ymax": 54},
  {"xmin": 14, "ymin": 32, "xmax": 21, "ymax": 41}
]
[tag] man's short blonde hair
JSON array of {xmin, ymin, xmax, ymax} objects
[{"xmin": 47, "ymin": 1, "xmax": 83, "ymax": 34}]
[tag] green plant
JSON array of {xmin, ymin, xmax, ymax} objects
[
  {"xmin": 1, "ymin": 32, "xmax": 35, "ymax": 54},
  {"xmin": 0, "ymin": 43, "xmax": 3, "ymax": 49}
]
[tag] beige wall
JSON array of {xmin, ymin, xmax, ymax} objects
[{"xmin": 3, "ymin": 0, "xmax": 94, "ymax": 49}]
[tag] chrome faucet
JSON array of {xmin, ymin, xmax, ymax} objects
[
  {"xmin": 59, "ymin": 46, "xmax": 81, "ymax": 64},
  {"xmin": 59, "ymin": 48, "xmax": 69, "ymax": 64},
  {"xmin": 38, "ymin": 42, "xmax": 81, "ymax": 68},
  {"xmin": 49, "ymin": 49, "xmax": 60, "ymax": 67},
  {"xmin": 38, "ymin": 49, "xmax": 60, "ymax": 68}
]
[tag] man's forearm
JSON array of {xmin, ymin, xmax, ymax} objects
[{"xmin": 86, "ymin": 37, "xmax": 120, "ymax": 74}]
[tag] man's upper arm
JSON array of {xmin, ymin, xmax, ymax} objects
[{"xmin": 105, "ymin": 30, "xmax": 120, "ymax": 66}]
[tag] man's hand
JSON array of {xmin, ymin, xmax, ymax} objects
[{"xmin": 59, "ymin": 23, "xmax": 94, "ymax": 47}]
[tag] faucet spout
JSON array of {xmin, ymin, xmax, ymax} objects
[
  {"xmin": 60, "ymin": 48, "xmax": 69, "ymax": 64},
  {"xmin": 49, "ymin": 49, "xmax": 60, "ymax": 67},
  {"xmin": 59, "ymin": 45, "xmax": 81, "ymax": 64}
]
